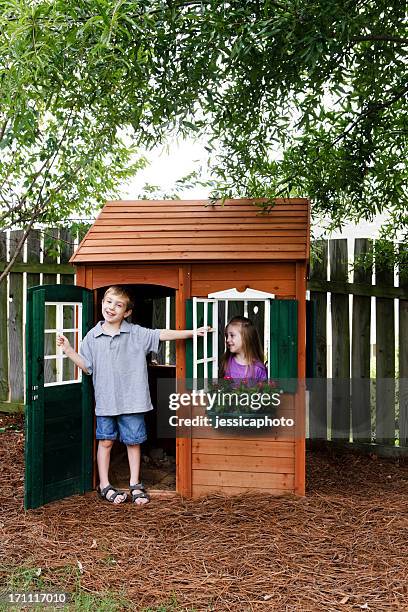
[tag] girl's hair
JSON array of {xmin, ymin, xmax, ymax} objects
[
  {"xmin": 220, "ymin": 316, "xmax": 265, "ymax": 377},
  {"xmin": 103, "ymin": 286, "xmax": 134, "ymax": 311}
]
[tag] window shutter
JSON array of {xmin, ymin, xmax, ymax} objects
[{"xmin": 269, "ymin": 299, "xmax": 298, "ymax": 393}]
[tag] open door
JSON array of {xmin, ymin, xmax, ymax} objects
[{"xmin": 25, "ymin": 284, "xmax": 94, "ymax": 509}]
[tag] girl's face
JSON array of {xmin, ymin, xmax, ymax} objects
[{"xmin": 225, "ymin": 324, "xmax": 243, "ymax": 355}]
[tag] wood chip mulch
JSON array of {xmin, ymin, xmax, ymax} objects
[{"xmin": 1, "ymin": 413, "xmax": 408, "ymax": 611}]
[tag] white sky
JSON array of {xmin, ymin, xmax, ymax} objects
[
  {"xmin": 121, "ymin": 138, "xmax": 211, "ymax": 200},
  {"xmin": 120, "ymin": 137, "xmax": 388, "ymax": 241}
]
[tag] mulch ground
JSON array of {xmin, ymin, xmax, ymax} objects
[{"xmin": 1, "ymin": 413, "xmax": 408, "ymax": 611}]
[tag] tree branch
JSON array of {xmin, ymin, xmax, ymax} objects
[
  {"xmin": 0, "ymin": 216, "xmax": 38, "ymax": 284},
  {"xmin": 351, "ymin": 35, "xmax": 408, "ymax": 45},
  {"xmin": 331, "ymin": 84, "xmax": 408, "ymax": 146},
  {"xmin": 0, "ymin": 119, "xmax": 8, "ymax": 142}
]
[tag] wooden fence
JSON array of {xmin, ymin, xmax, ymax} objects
[
  {"xmin": 1, "ymin": 230, "xmax": 407, "ymax": 453},
  {"xmin": 308, "ymin": 238, "xmax": 408, "ymax": 454},
  {"xmin": 0, "ymin": 228, "xmax": 80, "ymax": 412}
]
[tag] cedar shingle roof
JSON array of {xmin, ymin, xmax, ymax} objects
[{"xmin": 70, "ymin": 199, "xmax": 310, "ymax": 263}]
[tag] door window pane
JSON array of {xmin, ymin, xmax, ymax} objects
[
  {"xmin": 45, "ymin": 304, "xmax": 56, "ymax": 329},
  {"xmin": 63, "ymin": 305, "xmax": 75, "ymax": 330},
  {"xmin": 44, "ymin": 358, "xmax": 58, "ymax": 384},
  {"xmin": 44, "ymin": 332, "xmax": 57, "ymax": 357},
  {"xmin": 43, "ymin": 302, "xmax": 82, "ymax": 386},
  {"xmin": 62, "ymin": 357, "xmax": 76, "ymax": 382}
]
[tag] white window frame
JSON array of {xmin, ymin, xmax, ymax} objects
[
  {"xmin": 44, "ymin": 302, "xmax": 83, "ymax": 387},
  {"xmin": 192, "ymin": 297, "xmax": 218, "ymax": 381}
]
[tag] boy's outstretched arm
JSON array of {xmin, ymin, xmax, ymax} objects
[
  {"xmin": 159, "ymin": 326, "xmax": 212, "ymax": 341},
  {"xmin": 57, "ymin": 335, "xmax": 90, "ymax": 374}
]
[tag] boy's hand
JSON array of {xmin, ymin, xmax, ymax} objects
[
  {"xmin": 196, "ymin": 326, "xmax": 213, "ymax": 336},
  {"xmin": 57, "ymin": 334, "xmax": 71, "ymax": 352}
]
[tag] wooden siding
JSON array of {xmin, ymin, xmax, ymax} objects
[
  {"xmin": 191, "ymin": 396, "xmax": 297, "ymax": 498},
  {"xmin": 191, "ymin": 262, "xmax": 296, "ymax": 297},
  {"xmin": 191, "ymin": 435, "xmax": 295, "ymax": 497},
  {"xmin": 70, "ymin": 199, "xmax": 310, "ymax": 264},
  {"xmin": 91, "ymin": 264, "xmax": 179, "ymax": 290}
]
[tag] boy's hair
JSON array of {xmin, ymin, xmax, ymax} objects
[
  {"xmin": 220, "ymin": 316, "xmax": 265, "ymax": 377},
  {"xmin": 103, "ymin": 286, "xmax": 134, "ymax": 311}
]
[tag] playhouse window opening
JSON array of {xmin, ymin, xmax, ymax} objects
[
  {"xmin": 217, "ymin": 299, "xmax": 268, "ymax": 365},
  {"xmin": 192, "ymin": 297, "xmax": 270, "ymax": 384}
]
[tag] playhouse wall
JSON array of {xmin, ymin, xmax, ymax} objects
[
  {"xmin": 190, "ymin": 261, "xmax": 296, "ymax": 297},
  {"xmin": 189, "ymin": 260, "xmax": 303, "ymax": 498},
  {"xmin": 75, "ymin": 260, "xmax": 306, "ymax": 497}
]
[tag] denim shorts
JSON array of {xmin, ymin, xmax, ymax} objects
[{"xmin": 96, "ymin": 414, "xmax": 147, "ymax": 445}]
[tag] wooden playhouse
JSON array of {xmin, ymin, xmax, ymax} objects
[
  {"xmin": 71, "ymin": 199, "xmax": 309, "ymax": 497},
  {"xmin": 24, "ymin": 198, "xmax": 309, "ymax": 508}
]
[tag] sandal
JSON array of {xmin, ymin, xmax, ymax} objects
[
  {"xmin": 130, "ymin": 482, "xmax": 150, "ymax": 505},
  {"xmin": 97, "ymin": 484, "xmax": 128, "ymax": 504}
]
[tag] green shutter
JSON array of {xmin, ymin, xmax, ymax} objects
[
  {"xmin": 24, "ymin": 284, "xmax": 94, "ymax": 509},
  {"xmin": 269, "ymin": 299, "xmax": 298, "ymax": 393}
]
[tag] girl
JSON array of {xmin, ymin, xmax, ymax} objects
[{"xmin": 220, "ymin": 316, "xmax": 267, "ymax": 382}]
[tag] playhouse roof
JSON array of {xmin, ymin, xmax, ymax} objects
[{"xmin": 70, "ymin": 199, "xmax": 310, "ymax": 264}]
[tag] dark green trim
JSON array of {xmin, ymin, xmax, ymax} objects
[
  {"xmin": 308, "ymin": 279, "xmax": 408, "ymax": 300},
  {"xmin": 25, "ymin": 288, "xmax": 46, "ymax": 509},
  {"xmin": 80, "ymin": 289, "xmax": 94, "ymax": 493}
]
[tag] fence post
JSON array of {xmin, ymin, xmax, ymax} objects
[
  {"xmin": 26, "ymin": 230, "xmax": 41, "ymax": 291},
  {"xmin": 375, "ymin": 241, "xmax": 395, "ymax": 446},
  {"xmin": 351, "ymin": 238, "xmax": 372, "ymax": 443},
  {"xmin": 60, "ymin": 228, "xmax": 75, "ymax": 287},
  {"xmin": 399, "ymin": 244, "xmax": 408, "ymax": 446},
  {"xmin": 8, "ymin": 230, "xmax": 24, "ymax": 403},
  {"xmin": 309, "ymin": 239, "xmax": 327, "ymax": 439},
  {"xmin": 330, "ymin": 239, "xmax": 350, "ymax": 440}
]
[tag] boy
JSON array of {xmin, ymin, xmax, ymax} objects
[{"xmin": 57, "ymin": 285, "xmax": 208, "ymax": 505}]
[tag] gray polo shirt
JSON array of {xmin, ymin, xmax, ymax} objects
[{"xmin": 79, "ymin": 320, "xmax": 161, "ymax": 416}]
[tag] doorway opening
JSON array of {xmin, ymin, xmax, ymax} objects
[{"xmin": 95, "ymin": 284, "xmax": 176, "ymax": 491}]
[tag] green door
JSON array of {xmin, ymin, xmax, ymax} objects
[{"xmin": 25, "ymin": 284, "xmax": 94, "ymax": 509}]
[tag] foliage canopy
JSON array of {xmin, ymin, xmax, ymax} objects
[{"xmin": 0, "ymin": 0, "xmax": 407, "ymax": 272}]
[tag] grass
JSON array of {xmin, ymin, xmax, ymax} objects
[
  {"xmin": 1, "ymin": 566, "xmax": 199, "ymax": 611},
  {"xmin": 1, "ymin": 564, "xmax": 131, "ymax": 611}
]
